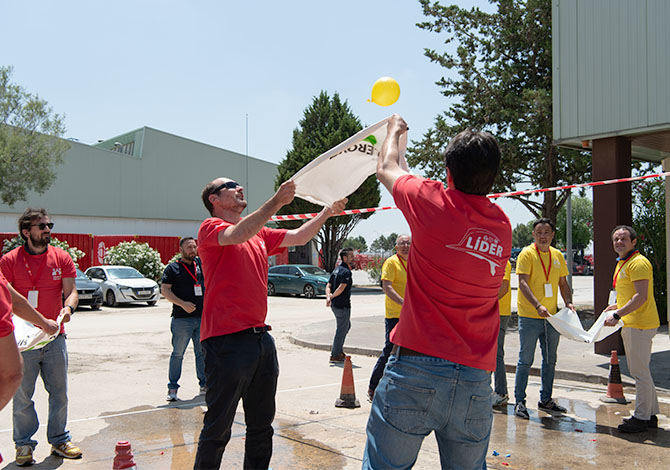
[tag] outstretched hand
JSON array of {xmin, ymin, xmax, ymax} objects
[
  {"xmin": 387, "ymin": 114, "xmax": 408, "ymax": 136},
  {"xmin": 275, "ymin": 180, "xmax": 296, "ymax": 206},
  {"xmin": 328, "ymin": 198, "xmax": 348, "ymax": 217}
]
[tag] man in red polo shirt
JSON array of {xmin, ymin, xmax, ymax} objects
[
  {"xmin": 193, "ymin": 177, "xmax": 346, "ymax": 470},
  {"xmin": 0, "ymin": 208, "xmax": 81, "ymax": 466},
  {"xmin": 363, "ymin": 115, "xmax": 511, "ymax": 469}
]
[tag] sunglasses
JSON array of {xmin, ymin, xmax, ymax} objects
[
  {"xmin": 32, "ymin": 222, "xmax": 54, "ymax": 230},
  {"xmin": 213, "ymin": 181, "xmax": 240, "ymax": 193}
]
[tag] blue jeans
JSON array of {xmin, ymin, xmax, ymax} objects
[
  {"xmin": 168, "ymin": 316, "xmax": 206, "ymax": 390},
  {"xmin": 363, "ymin": 353, "xmax": 492, "ymax": 470},
  {"xmin": 494, "ymin": 316, "xmax": 510, "ymax": 396},
  {"xmin": 194, "ymin": 330, "xmax": 279, "ymax": 470},
  {"xmin": 330, "ymin": 306, "xmax": 351, "ymax": 357},
  {"xmin": 369, "ymin": 317, "xmax": 399, "ymax": 392},
  {"xmin": 514, "ymin": 316, "xmax": 560, "ymax": 404},
  {"xmin": 13, "ymin": 334, "xmax": 71, "ymax": 447}
]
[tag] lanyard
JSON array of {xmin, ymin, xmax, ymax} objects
[
  {"xmin": 612, "ymin": 250, "xmax": 638, "ymax": 289},
  {"xmin": 534, "ymin": 243, "xmax": 552, "ymax": 282},
  {"xmin": 21, "ymin": 246, "xmax": 49, "ymax": 290},
  {"xmin": 397, "ymin": 255, "xmax": 408, "ymax": 273},
  {"xmin": 179, "ymin": 261, "xmax": 199, "ymax": 284}
]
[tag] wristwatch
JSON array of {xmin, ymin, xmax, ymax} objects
[
  {"xmin": 65, "ymin": 305, "xmax": 75, "ymax": 314},
  {"xmin": 613, "ymin": 312, "xmax": 621, "ymax": 321}
]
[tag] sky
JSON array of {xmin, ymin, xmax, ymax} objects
[{"xmin": 0, "ymin": 0, "xmax": 536, "ymax": 246}]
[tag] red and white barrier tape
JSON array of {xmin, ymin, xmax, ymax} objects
[{"xmin": 270, "ymin": 171, "xmax": 670, "ymax": 221}]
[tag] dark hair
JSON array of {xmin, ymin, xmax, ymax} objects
[
  {"xmin": 340, "ymin": 248, "xmax": 353, "ymax": 260},
  {"xmin": 611, "ymin": 225, "xmax": 637, "ymax": 241},
  {"xmin": 180, "ymin": 237, "xmax": 195, "ymax": 248},
  {"xmin": 201, "ymin": 181, "xmax": 220, "ymax": 216},
  {"xmin": 18, "ymin": 208, "xmax": 49, "ymax": 241},
  {"xmin": 444, "ymin": 129, "xmax": 501, "ymax": 195},
  {"xmin": 533, "ymin": 218, "xmax": 555, "ymax": 231}
]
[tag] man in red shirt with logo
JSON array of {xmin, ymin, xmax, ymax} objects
[
  {"xmin": 0, "ymin": 208, "xmax": 81, "ymax": 466},
  {"xmin": 363, "ymin": 115, "xmax": 511, "ymax": 469},
  {"xmin": 193, "ymin": 178, "xmax": 346, "ymax": 470}
]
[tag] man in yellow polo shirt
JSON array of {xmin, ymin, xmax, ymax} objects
[
  {"xmin": 493, "ymin": 260, "xmax": 512, "ymax": 407},
  {"xmin": 604, "ymin": 225, "xmax": 660, "ymax": 433},
  {"xmin": 367, "ymin": 234, "xmax": 410, "ymax": 401},
  {"xmin": 514, "ymin": 218, "xmax": 574, "ymax": 419}
]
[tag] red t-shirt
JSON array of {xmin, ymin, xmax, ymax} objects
[
  {"xmin": 391, "ymin": 175, "xmax": 512, "ymax": 371},
  {"xmin": 197, "ymin": 217, "xmax": 287, "ymax": 340},
  {"xmin": 0, "ymin": 245, "xmax": 76, "ymax": 334},
  {"xmin": 0, "ymin": 272, "xmax": 13, "ymax": 338}
]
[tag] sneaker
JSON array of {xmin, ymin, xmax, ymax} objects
[
  {"xmin": 623, "ymin": 415, "xmax": 657, "ymax": 429},
  {"xmin": 166, "ymin": 389, "xmax": 178, "ymax": 401},
  {"xmin": 514, "ymin": 401, "xmax": 529, "ymax": 419},
  {"xmin": 51, "ymin": 441, "xmax": 82, "ymax": 459},
  {"xmin": 329, "ymin": 353, "xmax": 346, "ymax": 363},
  {"xmin": 618, "ymin": 416, "xmax": 648, "ymax": 433},
  {"xmin": 199, "ymin": 386, "xmax": 207, "ymax": 395},
  {"xmin": 538, "ymin": 398, "xmax": 567, "ymax": 413},
  {"xmin": 492, "ymin": 393, "xmax": 509, "ymax": 407},
  {"xmin": 15, "ymin": 445, "xmax": 34, "ymax": 466}
]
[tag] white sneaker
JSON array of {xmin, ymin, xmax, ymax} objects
[
  {"xmin": 166, "ymin": 389, "xmax": 178, "ymax": 401},
  {"xmin": 492, "ymin": 392, "xmax": 509, "ymax": 407}
]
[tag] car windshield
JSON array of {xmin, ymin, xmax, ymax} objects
[
  {"xmin": 300, "ymin": 266, "xmax": 328, "ymax": 276},
  {"xmin": 107, "ymin": 267, "xmax": 144, "ymax": 279},
  {"xmin": 76, "ymin": 269, "xmax": 88, "ymax": 279}
]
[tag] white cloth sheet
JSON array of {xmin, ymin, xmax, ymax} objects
[
  {"xmin": 546, "ymin": 308, "xmax": 622, "ymax": 343},
  {"xmin": 13, "ymin": 312, "xmax": 65, "ymax": 352}
]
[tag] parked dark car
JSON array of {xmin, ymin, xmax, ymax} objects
[
  {"xmin": 75, "ymin": 269, "xmax": 103, "ymax": 310},
  {"xmin": 267, "ymin": 264, "xmax": 329, "ymax": 298}
]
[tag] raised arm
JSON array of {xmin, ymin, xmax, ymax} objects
[
  {"xmin": 281, "ymin": 199, "xmax": 347, "ymax": 247},
  {"xmin": 377, "ymin": 114, "xmax": 410, "ymax": 194}
]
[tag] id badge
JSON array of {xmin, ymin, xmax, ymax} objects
[
  {"xmin": 194, "ymin": 284, "xmax": 203, "ymax": 296},
  {"xmin": 543, "ymin": 283, "xmax": 553, "ymax": 298},
  {"xmin": 608, "ymin": 290, "xmax": 617, "ymax": 305},
  {"xmin": 27, "ymin": 290, "xmax": 39, "ymax": 308}
]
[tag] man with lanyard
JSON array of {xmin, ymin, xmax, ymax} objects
[
  {"xmin": 363, "ymin": 115, "xmax": 511, "ymax": 469},
  {"xmin": 326, "ymin": 248, "xmax": 354, "ymax": 363},
  {"xmin": 161, "ymin": 237, "xmax": 206, "ymax": 401},
  {"xmin": 0, "ymin": 208, "xmax": 81, "ymax": 466},
  {"xmin": 493, "ymin": 259, "xmax": 512, "ymax": 407},
  {"xmin": 367, "ymin": 234, "xmax": 410, "ymax": 401},
  {"xmin": 194, "ymin": 177, "xmax": 346, "ymax": 469},
  {"xmin": 0, "ymin": 274, "xmax": 59, "ymax": 465},
  {"xmin": 514, "ymin": 218, "xmax": 574, "ymax": 419},
  {"xmin": 604, "ymin": 225, "xmax": 660, "ymax": 432}
]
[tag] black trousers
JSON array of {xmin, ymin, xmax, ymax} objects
[{"xmin": 194, "ymin": 330, "xmax": 279, "ymax": 470}]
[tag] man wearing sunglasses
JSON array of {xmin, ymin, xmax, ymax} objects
[
  {"xmin": 194, "ymin": 177, "xmax": 346, "ymax": 470},
  {"xmin": 0, "ymin": 208, "xmax": 81, "ymax": 465}
]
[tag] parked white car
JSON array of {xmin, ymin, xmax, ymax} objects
[{"xmin": 85, "ymin": 265, "xmax": 160, "ymax": 307}]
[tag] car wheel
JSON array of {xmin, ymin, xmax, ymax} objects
[
  {"xmin": 106, "ymin": 290, "xmax": 117, "ymax": 307},
  {"xmin": 147, "ymin": 300, "xmax": 157, "ymax": 306},
  {"xmin": 90, "ymin": 304, "xmax": 102, "ymax": 310},
  {"xmin": 303, "ymin": 284, "xmax": 316, "ymax": 299},
  {"xmin": 268, "ymin": 282, "xmax": 275, "ymax": 296}
]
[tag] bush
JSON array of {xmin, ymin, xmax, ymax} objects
[
  {"xmin": 364, "ymin": 255, "xmax": 386, "ymax": 285},
  {"xmin": 168, "ymin": 252, "xmax": 181, "ymax": 264},
  {"xmin": 2, "ymin": 236, "xmax": 86, "ymax": 269},
  {"xmin": 103, "ymin": 241, "xmax": 165, "ymax": 282}
]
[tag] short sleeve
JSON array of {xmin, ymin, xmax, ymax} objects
[
  {"xmin": 381, "ymin": 257, "xmax": 398, "ymax": 282},
  {"xmin": 557, "ymin": 251, "xmax": 569, "ymax": 277},
  {"xmin": 0, "ymin": 254, "xmax": 14, "ymax": 283},
  {"xmin": 260, "ymin": 227, "xmax": 287, "ymax": 256},
  {"xmin": 162, "ymin": 263, "xmax": 177, "ymax": 285},
  {"xmin": 0, "ymin": 275, "xmax": 13, "ymax": 338},
  {"xmin": 198, "ymin": 218, "xmax": 232, "ymax": 248},
  {"xmin": 60, "ymin": 251, "xmax": 76, "ymax": 278},
  {"xmin": 628, "ymin": 258, "xmax": 652, "ymax": 282},
  {"xmin": 504, "ymin": 261, "xmax": 511, "ymax": 281},
  {"xmin": 515, "ymin": 248, "xmax": 533, "ymax": 276},
  {"xmin": 343, "ymin": 269, "xmax": 353, "ymax": 285},
  {"xmin": 328, "ymin": 271, "xmax": 336, "ymax": 285}
]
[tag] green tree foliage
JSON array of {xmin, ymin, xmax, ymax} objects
[
  {"xmin": 512, "ymin": 222, "xmax": 534, "ymax": 248},
  {"xmin": 274, "ymin": 91, "xmax": 381, "ymax": 271},
  {"xmin": 556, "ymin": 196, "xmax": 593, "ymax": 249},
  {"xmin": 103, "ymin": 241, "xmax": 165, "ymax": 282},
  {"xmin": 632, "ymin": 178, "xmax": 666, "ymax": 324},
  {"xmin": 370, "ymin": 233, "xmax": 399, "ymax": 254},
  {"xmin": 343, "ymin": 235, "xmax": 367, "ymax": 252},
  {"xmin": 410, "ymin": 0, "xmax": 591, "ymax": 223},
  {"xmin": 0, "ymin": 66, "xmax": 69, "ymax": 206},
  {"xmin": 2, "ymin": 236, "xmax": 85, "ymax": 269}
]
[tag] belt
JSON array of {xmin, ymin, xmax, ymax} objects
[
  {"xmin": 391, "ymin": 345, "xmax": 431, "ymax": 357},
  {"xmin": 237, "ymin": 325, "xmax": 272, "ymax": 334}
]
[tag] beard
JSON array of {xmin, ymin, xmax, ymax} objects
[
  {"xmin": 181, "ymin": 253, "xmax": 196, "ymax": 263},
  {"xmin": 30, "ymin": 233, "xmax": 50, "ymax": 248}
]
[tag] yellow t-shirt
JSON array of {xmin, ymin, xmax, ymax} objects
[
  {"xmin": 516, "ymin": 244, "xmax": 568, "ymax": 319},
  {"xmin": 381, "ymin": 254, "xmax": 408, "ymax": 319},
  {"xmin": 614, "ymin": 252, "xmax": 659, "ymax": 329},
  {"xmin": 499, "ymin": 260, "xmax": 512, "ymax": 316}
]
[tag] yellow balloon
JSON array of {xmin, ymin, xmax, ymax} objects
[{"xmin": 370, "ymin": 77, "xmax": 400, "ymax": 106}]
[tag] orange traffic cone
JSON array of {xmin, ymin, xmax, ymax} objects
[
  {"xmin": 335, "ymin": 356, "xmax": 360, "ymax": 408},
  {"xmin": 600, "ymin": 350, "xmax": 630, "ymax": 404},
  {"xmin": 113, "ymin": 441, "xmax": 137, "ymax": 469}
]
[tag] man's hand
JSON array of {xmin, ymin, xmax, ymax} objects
[
  {"xmin": 327, "ymin": 198, "xmax": 348, "ymax": 217},
  {"xmin": 604, "ymin": 312, "xmax": 620, "ymax": 327},
  {"xmin": 326, "ymin": 295, "xmax": 332, "ymax": 308},
  {"xmin": 42, "ymin": 319, "xmax": 59, "ymax": 335},
  {"xmin": 566, "ymin": 302, "xmax": 576, "ymax": 312},
  {"xmin": 537, "ymin": 305, "xmax": 551, "ymax": 318},
  {"xmin": 387, "ymin": 114, "xmax": 408, "ymax": 137},
  {"xmin": 60, "ymin": 309, "xmax": 72, "ymax": 323},
  {"xmin": 181, "ymin": 301, "xmax": 197, "ymax": 314},
  {"xmin": 274, "ymin": 180, "xmax": 296, "ymax": 207},
  {"xmin": 603, "ymin": 304, "xmax": 618, "ymax": 312}
]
